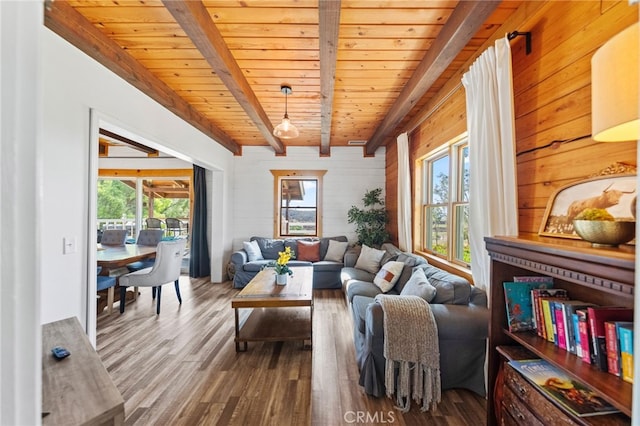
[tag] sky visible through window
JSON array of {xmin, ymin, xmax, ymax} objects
[{"xmin": 288, "ymin": 180, "xmax": 317, "ymax": 207}]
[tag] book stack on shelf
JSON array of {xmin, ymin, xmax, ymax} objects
[
  {"xmin": 503, "ymin": 277, "xmax": 634, "ymax": 382},
  {"xmin": 508, "ymin": 359, "xmax": 621, "ymax": 417}
]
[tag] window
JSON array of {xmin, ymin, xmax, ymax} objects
[
  {"xmin": 421, "ymin": 137, "xmax": 470, "ymax": 266},
  {"xmin": 272, "ymin": 170, "xmax": 326, "ymax": 237}
]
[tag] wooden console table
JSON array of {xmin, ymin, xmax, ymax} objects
[
  {"xmin": 485, "ymin": 236, "xmax": 634, "ymax": 425},
  {"xmin": 42, "ymin": 317, "xmax": 124, "ymax": 425}
]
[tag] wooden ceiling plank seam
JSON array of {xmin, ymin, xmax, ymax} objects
[
  {"xmin": 319, "ymin": 0, "xmax": 341, "ymax": 157},
  {"xmin": 365, "ymin": 0, "xmax": 502, "ymax": 155},
  {"xmin": 43, "ymin": 0, "xmax": 241, "ymax": 155},
  {"xmin": 163, "ymin": 0, "xmax": 285, "ymax": 154}
]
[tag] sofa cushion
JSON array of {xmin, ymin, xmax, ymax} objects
[
  {"xmin": 313, "ymin": 260, "xmax": 343, "ymax": 272},
  {"xmin": 373, "ymin": 261, "xmax": 405, "ymax": 292},
  {"xmin": 341, "ymin": 266, "xmax": 376, "ymax": 284},
  {"xmin": 354, "ymin": 244, "xmax": 385, "ymax": 274},
  {"xmin": 243, "ymin": 240, "xmax": 264, "ymax": 261},
  {"xmin": 352, "ymin": 295, "xmax": 375, "ymax": 334},
  {"xmin": 324, "ymin": 239, "xmax": 348, "ymax": 262},
  {"xmin": 251, "ymin": 237, "xmax": 285, "ymax": 260},
  {"xmin": 298, "ymin": 240, "xmax": 321, "ymax": 261},
  {"xmin": 319, "ymin": 236, "xmax": 348, "ymax": 260},
  {"xmin": 400, "ymin": 268, "xmax": 437, "ymax": 302},
  {"xmin": 394, "ymin": 255, "xmax": 424, "ymax": 293},
  {"xmin": 417, "ymin": 264, "xmax": 472, "ymax": 305},
  {"xmin": 243, "ymin": 260, "xmax": 273, "ymax": 272},
  {"xmin": 345, "ymin": 280, "xmax": 383, "ymax": 304}
]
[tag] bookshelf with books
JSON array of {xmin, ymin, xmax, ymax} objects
[{"xmin": 485, "ymin": 236, "xmax": 634, "ymax": 426}]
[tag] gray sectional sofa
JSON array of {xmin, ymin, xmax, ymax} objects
[
  {"xmin": 230, "ymin": 236, "xmax": 349, "ymax": 289},
  {"xmin": 341, "ymin": 243, "xmax": 489, "ymax": 397}
]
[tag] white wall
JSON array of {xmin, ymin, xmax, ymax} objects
[
  {"xmin": 1, "ymin": 2, "xmax": 42, "ymax": 423},
  {"xmin": 233, "ymin": 146, "xmax": 386, "ymax": 249},
  {"xmin": 40, "ymin": 26, "xmax": 235, "ymax": 334}
]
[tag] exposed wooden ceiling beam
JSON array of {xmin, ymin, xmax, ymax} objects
[
  {"xmin": 163, "ymin": 0, "xmax": 285, "ymax": 155},
  {"xmin": 43, "ymin": 0, "xmax": 241, "ymax": 155},
  {"xmin": 365, "ymin": 0, "xmax": 502, "ymax": 156},
  {"xmin": 319, "ymin": 0, "xmax": 341, "ymax": 157}
]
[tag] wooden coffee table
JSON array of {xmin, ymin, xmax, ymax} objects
[{"xmin": 232, "ymin": 266, "xmax": 313, "ymax": 352}]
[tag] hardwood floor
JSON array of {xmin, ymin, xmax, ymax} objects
[{"xmin": 97, "ymin": 277, "xmax": 486, "ymax": 425}]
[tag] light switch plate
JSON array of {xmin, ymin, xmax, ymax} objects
[{"xmin": 63, "ymin": 237, "xmax": 77, "ymax": 254}]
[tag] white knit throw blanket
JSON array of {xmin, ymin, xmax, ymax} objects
[{"xmin": 375, "ymin": 294, "xmax": 441, "ymax": 412}]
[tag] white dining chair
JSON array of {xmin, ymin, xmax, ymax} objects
[{"xmin": 118, "ymin": 239, "xmax": 187, "ymax": 315}]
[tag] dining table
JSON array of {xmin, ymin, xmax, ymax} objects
[{"xmin": 96, "ymin": 244, "xmax": 157, "ymax": 313}]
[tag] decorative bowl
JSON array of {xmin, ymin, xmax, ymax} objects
[{"xmin": 572, "ymin": 220, "xmax": 636, "ymax": 247}]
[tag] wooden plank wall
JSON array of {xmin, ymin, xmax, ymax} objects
[{"xmin": 386, "ymin": 0, "xmax": 638, "ymax": 245}]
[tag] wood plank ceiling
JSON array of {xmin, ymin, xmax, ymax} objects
[{"xmin": 45, "ymin": 0, "xmax": 522, "ymax": 157}]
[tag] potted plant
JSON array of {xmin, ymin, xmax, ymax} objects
[
  {"xmin": 347, "ymin": 188, "xmax": 390, "ymax": 247},
  {"xmin": 264, "ymin": 246, "xmax": 294, "ymax": 285},
  {"xmin": 572, "ymin": 207, "xmax": 635, "ymax": 247}
]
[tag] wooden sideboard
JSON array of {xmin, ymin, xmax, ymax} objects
[
  {"xmin": 485, "ymin": 236, "xmax": 634, "ymax": 425},
  {"xmin": 42, "ymin": 317, "xmax": 124, "ymax": 425}
]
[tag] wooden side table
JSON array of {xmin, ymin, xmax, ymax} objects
[{"xmin": 42, "ymin": 317, "xmax": 124, "ymax": 425}]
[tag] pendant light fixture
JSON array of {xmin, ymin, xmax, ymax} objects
[{"xmin": 273, "ymin": 85, "xmax": 299, "ymax": 139}]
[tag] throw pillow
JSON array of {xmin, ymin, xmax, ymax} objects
[
  {"xmin": 324, "ymin": 240, "xmax": 348, "ymax": 262},
  {"xmin": 373, "ymin": 261, "xmax": 405, "ymax": 292},
  {"xmin": 400, "ymin": 268, "xmax": 437, "ymax": 302},
  {"xmin": 354, "ymin": 244, "xmax": 386, "ymax": 274},
  {"xmin": 297, "ymin": 240, "xmax": 321, "ymax": 262},
  {"xmin": 243, "ymin": 240, "xmax": 264, "ymax": 262}
]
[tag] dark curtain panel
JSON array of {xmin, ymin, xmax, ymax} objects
[{"xmin": 189, "ymin": 165, "xmax": 211, "ymax": 277}]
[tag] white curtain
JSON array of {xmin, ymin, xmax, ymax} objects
[
  {"xmin": 397, "ymin": 132, "xmax": 412, "ymax": 251},
  {"xmin": 461, "ymin": 37, "xmax": 518, "ymax": 296}
]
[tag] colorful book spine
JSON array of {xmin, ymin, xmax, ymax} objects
[
  {"xmin": 554, "ymin": 302, "xmax": 567, "ymax": 350},
  {"xmin": 577, "ymin": 309, "xmax": 591, "ymax": 364},
  {"xmin": 604, "ymin": 321, "xmax": 621, "ymax": 376},
  {"xmin": 618, "ymin": 323, "xmax": 634, "ymax": 384},
  {"xmin": 587, "ymin": 307, "xmax": 634, "ymax": 371},
  {"xmin": 531, "ymin": 289, "xmax": 567, "ymax": 339},
  {"xmin": 560, "ymin": 301, "xmax": 596, "ymax": 355},
  {"xmin": 542, "ymin": 299, "xmax": 556, "ymax": 343},
  {"xmin": 573, "ymin": 313, "xmax": 582, "ymax": 358}
]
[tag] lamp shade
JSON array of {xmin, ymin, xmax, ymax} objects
[{"xmin": 591, "ymin": 22, "xmax": 639, "ymax": 142}]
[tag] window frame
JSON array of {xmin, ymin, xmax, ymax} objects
[
  {"xmin": 418, "ymin": 135, "xmax": 470, "ymax": 268},
  {"xmin": 271, "ymin": 169, "xmax": 326, "ymax": 238}
]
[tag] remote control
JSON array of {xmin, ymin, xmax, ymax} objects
[{"xmin": 51, "ymin": 346, "xmax": 70, "ymax": 360}]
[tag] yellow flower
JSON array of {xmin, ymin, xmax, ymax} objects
[
  {"xmin": 271, "ymin": 246, "xmax": 294, "ymax": 275},
  {"xmin": 277, "ymin": 247, "xmax": 292, "ymax": 266}
]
